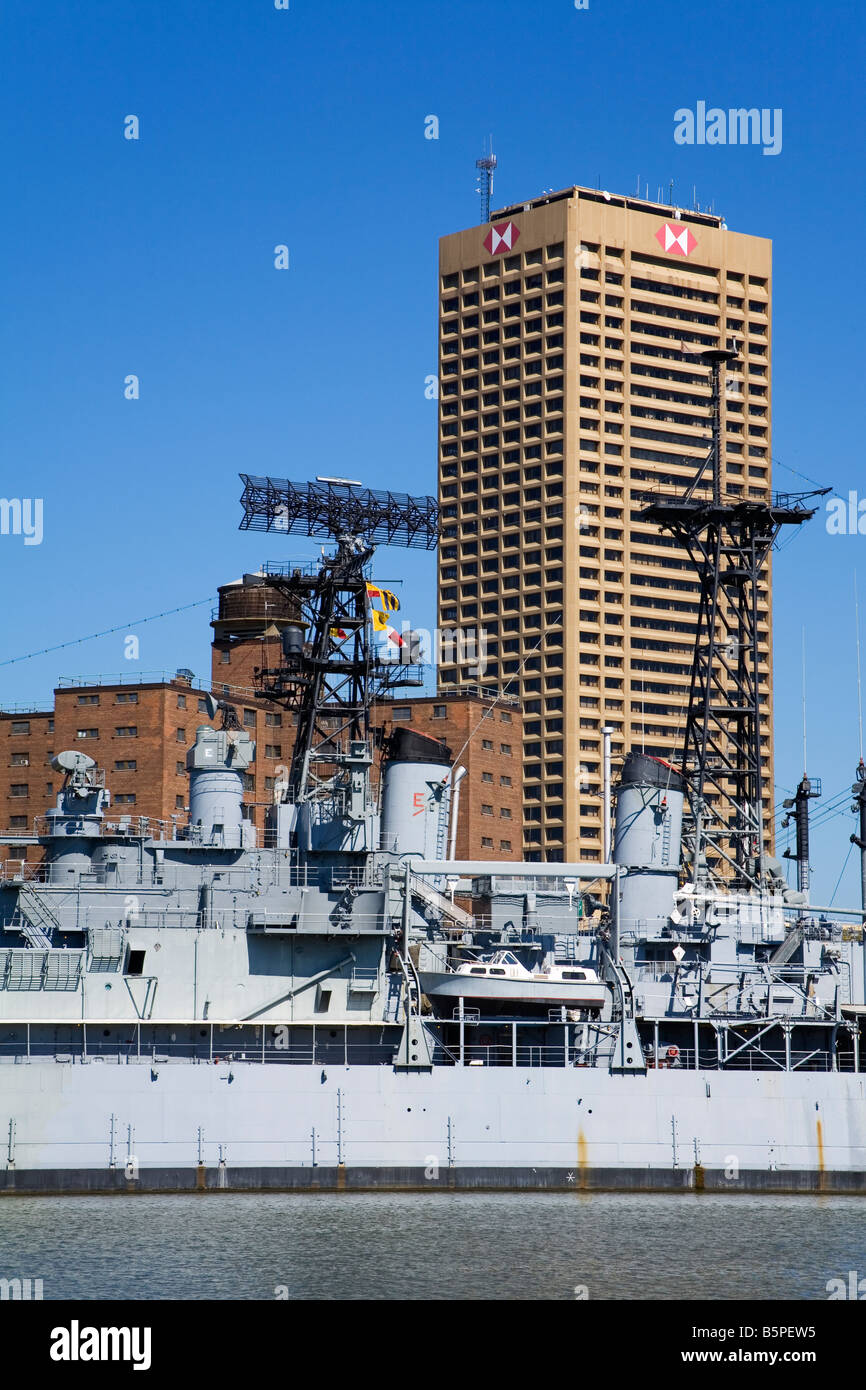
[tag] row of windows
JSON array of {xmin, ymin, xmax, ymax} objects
[{"xmin": 441, "ymin": 245, "xmax": 565, "ymax": 290}]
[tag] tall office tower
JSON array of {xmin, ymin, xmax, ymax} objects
[{"xmin": 437, "ymin": 186, "xmax": 772, "ymax": 862}]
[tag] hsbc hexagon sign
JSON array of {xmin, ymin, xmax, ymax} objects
[
  {"xmin": 484, "ymin": 221, "xmax": 520, "ymax": 255},
  {"xmin": 654, "ymin": 222, "xmax": 698, "ymax": 257}
]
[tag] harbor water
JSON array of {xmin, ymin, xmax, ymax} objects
[{"xmin": 1, "ymin": 1191, "xmax": 864, "ymax": 1300}]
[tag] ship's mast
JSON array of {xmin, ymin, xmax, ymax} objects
[
  {"xmin": 641, "ymin": 348, "xmax": 826, "ymax": 890},
  {"xmin": 238, "ymin": 474, "xmax": 438, "ymax": 812}
]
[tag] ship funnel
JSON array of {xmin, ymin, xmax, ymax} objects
[
  {"xmin": 613, "ymin": 751, "xmax": 685, "ymax": 938},
  {"xmin": 380, "ymin": 727, "xmax": 451, "ymax": 859},
  {"xmin": 186, "ymin": 725, "xmax": 257, "ymax": 848}
]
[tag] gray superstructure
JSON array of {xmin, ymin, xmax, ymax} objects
[{"xmin": 0, "ymin": 473, "xmax": 864, "ymax": 1194}]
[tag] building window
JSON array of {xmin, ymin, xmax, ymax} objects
[
  {"xmin": 177, "ymin": 694, "xmax": 187, "ymax": 709},
  {"xmin": 198, "ymin": 698, "xmax": 209, "ymax": 712},
  {"xmin": 176, "ymin": 762, "xmax": 184, "ymax": 775},
  {"xmin": 115, "ymin": 793, "xmax": 136, "ymax": 806},
  {"xmin": 500, "ymin": 775, "xmax": 512, "ymax": 787},
  {"xmin": 499, "ymin": 839, "xmax": 512, "ymax": 852},
  {"xmin": 9, "ymin": 816, "xmax": 26, "ymax": 829},
  {"xmin": 175, "ymin": 795, "xmax": 185, "ymax": 809},
  {"xmin": 392, "ymin": 707, "xmax": 412, "ymax": 722},
  {"xmin": 481, "ymin": 739, "xmax": 493, "ymax": 751},
  {"xmin": 77, "ymin": 729, "xmax": 99, "ymax": 740},
  {"xmin": 432, "ymin": 705, "xmax": 447, "ymax": 719},
  {"xmin": 10, "ymin": 721, "xmax": 30, "ymax": 736},
  {"xmin": 114, "ymin": 760, "xmax": 137, "ymax": 772},
  {"xmin": 10, "ymin": 753, "xmax": 29, "ymax": 766},
  {"xmin": 220, "ymin": 650, "xmax": 230, "ymax": 664},
  {"xmin": 115, "ymin": 727, "xmax": 138, "ymax": 739},
  {"xmin": 500, "ymin": 743, "xmax": 512, "ymax": 756},
  {"xmin": 9, "ymin": 784, "xmax": 29, "ymax": 798},
  {"xmin": 176, "ymin": 728, "xmax": 186, "ymax": 743},
  {"xmin": 265, "ymin": 713, "xmax": 282, "ymax": 727},
  {"xmin": 77, "ymin": 694, "xmax": 99, "ymax": 706},
  {"xmin": 500, "ymin": 807, "xmax": 512, "ymax": 819},
  {"xmin": 481, "ymin": 836, "xmax": 494, "ymax": 849},
  {"xmin": 481, "ymin": 804, "xmax": 494, "ymax": 816},
  {"xmin": 481, "ymin": 771, "xmax": 493, "ymax": 782},
  {"xmin": 115, "ymin": 692, "xmax": 139, "ymax": 704},
  {"xmin": 265, "ymin": 745, "xmax": 281, "ymax": 759}
]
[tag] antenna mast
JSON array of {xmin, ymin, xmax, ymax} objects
[
  {"xmin": 238, "ymin": 475, "xmax": 438, "ymax": 817},
  {"xmin": 641, "ymin": 348, "xmax": 825, "ymax": 890},
  {"xmin": 476, "ymin": 137, "xmax": 497, "ymax": 225}
]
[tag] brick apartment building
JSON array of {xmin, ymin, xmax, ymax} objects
[{"xmin": 1, "ymin": 576, "xmax": 522, "ymax": 866}]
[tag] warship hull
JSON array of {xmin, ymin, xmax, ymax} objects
[{"xmin": 1, "ymin": 1059, "xmax": 865, "ymax": 1194}]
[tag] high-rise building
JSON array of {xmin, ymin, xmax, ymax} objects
[{"xmin": 437, "ymin": 185, "xmax": 772, "ymax": 862}]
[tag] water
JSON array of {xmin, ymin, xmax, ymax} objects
[{"xmin": 1, "ymin": 1192, "xmax": 863, "ymax": 1300}]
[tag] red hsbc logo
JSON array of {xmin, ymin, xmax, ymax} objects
[
  {"xmin": 655, "ymin": 222, "xmax": 697, "ymax": 257},
  {"xmin": 484, "ymin": 221, "xmax": 520, "ymax": 255}
]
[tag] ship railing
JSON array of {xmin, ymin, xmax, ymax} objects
[
  {"xmin": 0, "ymin": 1039, "xmax": 852, "ymax": 1071},
  {"xmin": 645, "ymin": 1047, "xmax": 855, "ymax": 1073},
  {"xmin": 327, "ymin": 866, "xmax": 384, "ymax": 891},
  {"xmin": 431, "ymin": 1042, "xmax": 615, "ymax": 1069},
  {"xmin": 33, "ymin": 814, "xmax": 176, "ymax": 841},
  {"xmin": 0, "ymin": 859, "xmax": 46, "ymax": 884}
]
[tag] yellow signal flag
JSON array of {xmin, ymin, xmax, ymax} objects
[
  {"xmin": 370, "ymin": 608, "xmax": 390, "ymax": 632},
  {"xmin": 366, "ymin": 583, "xmax": 399, "ymax": 612}
]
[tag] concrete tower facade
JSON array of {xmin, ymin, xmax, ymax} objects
[{"xmin": 437, "ymin": 185, "xmax": 773, "ymax": 862}]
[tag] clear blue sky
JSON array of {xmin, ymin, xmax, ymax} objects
[{"xmin": 1, "ymin": 0, "xmax": 864, "ymax": 900}]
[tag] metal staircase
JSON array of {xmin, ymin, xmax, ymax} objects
[
  {"xmin": 15, "ymin": 885, "xmax": 61, "ymax": 949},
  {"xmin": 409, "ymin": 873, "xmax": 473, "ymax": 931},
  {"xmin": 769, "ymin": 922, "xmax": 804, "ymax": 967}
]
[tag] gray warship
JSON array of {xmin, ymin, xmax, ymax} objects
[{"xmin": 1, "ymin": 413, "xmax": 865, "ymax": 1193}]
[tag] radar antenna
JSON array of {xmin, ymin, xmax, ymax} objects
[{"xmin": 238, "ymin": 474, "xmax": 439, "ymax": 818}]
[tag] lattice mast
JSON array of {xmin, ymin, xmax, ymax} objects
[
  {"xmin": 238, "ymin": 476, "xmax": 438, "ymax": 809},
  {"xmin": 641, "ymin": 351, "xmax": 824, "ymax": 890},
  {"xmin": 476, "ymin": 139, "xmax": 497, "ymax": 226}
]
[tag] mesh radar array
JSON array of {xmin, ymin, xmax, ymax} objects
[
  {"xmin": 239, "ymin": 475, "xmax": 439, "ymax": 551},
  {"xmin": 237, "ymin": 475, "xmax": 439, "ymax": 819}
]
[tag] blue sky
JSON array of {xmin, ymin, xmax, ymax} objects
[{"xmin": 1, "ymin": 0, "xmax": 865, "ymax": 899}]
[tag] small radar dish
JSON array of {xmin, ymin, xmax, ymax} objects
[{"xmin": 51, "ymin": 751, "xmax": 96, "ymax": 775}]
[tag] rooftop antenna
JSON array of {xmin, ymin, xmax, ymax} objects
[
  {"xmin": 669, "ymin": 179, "xmax": 674, "ymax": 205},
  {"xmin": 475, "ymin": 136, "xmax": 497, "ymax": 225}
]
